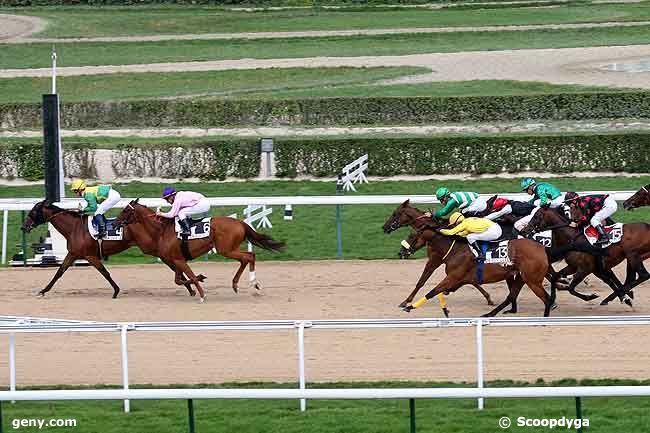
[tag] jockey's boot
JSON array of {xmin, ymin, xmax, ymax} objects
[
  {"xmin": 95, "ymin": 214, "xmax": 107, "ymax": 238},
  {"xmin": 179, "ymin": 218, "xmax": 191, "ymax": 236},
  {"xmin": 470, "ymin": 241, "xmax": 485, "ymax": 261},
  {"xmin": 595, "ymin": 225, "xmax": 609, "ymax": 245}
]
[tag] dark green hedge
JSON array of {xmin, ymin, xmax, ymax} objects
[
  {"xmin": 0, "ymin": 142, "xmax": 43, "ymax": 180},
  {"xmin": 0, "ymin": 0, "xmax": 505, "ymax": 6},
  {"xmin": 2, "ymin": 93, "xmax": 649, "ymax": 129},
  {"xmin": 274, "ymin": 134, "xmax": 650, "ymax": 177}
]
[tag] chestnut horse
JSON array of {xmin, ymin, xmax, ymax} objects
[
  {"xmin": 21, "ymin": 200, "xmax": 204, "ymax": 298},
  {"xmin": 400, "ymin": 219, "xmax": 555, "ymax": 317},
  {"xmin": 523, "ymin": 207, "xmax": 644, "ymax": 306},
  {"xmin": 382, "ymin": 200, "xmax": 494, "ymax": 312},
  {"xmin": 114, "ymin": 200, "xmax": 285, "ymax": 302},
  {"xmin": 623, "ymin": 184, "xmax": 650, "ymax": 210}
]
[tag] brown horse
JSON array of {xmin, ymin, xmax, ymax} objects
[
  {"xmin": 523, "ymin": 207, "xmax": 644, "ymax": 306},
  {"xmin": 569, "ymin": 204, "xmax": 650, "ymax": 302},
  {"xmin": 22, "ymin": 200, "xmax": 126, "ymax": 297},
  {"xmin": 624, "ymin": 184, "xmax": 650, "ymax": 210},
  {"xmin": 383, "ymin": 200, "xmax": 494, "ymax": 309},
  {"xmin": 114, "ymin": 200, "xmax": 285, "ymax": 302},
  {"xmin": 21, "ymin": 200, "xmax": 205, "ymax": 298},
  {"xmin": 401, "ymin": 219, "xmax": 555, "ymax": 317}
]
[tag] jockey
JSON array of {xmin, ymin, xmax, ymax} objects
[
  {"xmin": 439, "ymin": 212, "xmax": 502, "ymax": 261},
  {"xmin": 484, "ymin": 197, "xmax": 536, "ymax": 222},
  {"xmin": 564, "ymin": 191, "xmax": 618, "ymax": 245},
  {"xmin": 157, "ymin": 187, "xmax": 210, "ymax": 235},
  {"xmin": 514, "ymin": 177, "xmax": 565, "ymax": 233},
  {"xmin": 431, "ymin": 187, "xmax": 488, "ymax": 218},
  {"xmin": 70, "ymin": 179, "xmax": 121, "ymax": 239}
]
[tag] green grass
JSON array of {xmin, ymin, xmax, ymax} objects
[
  {"xmin": 2, "ymin": 177, "xmax": 649, "ymax": 265},
  {"xmin": 2, "ymin": 25, "xmax": 650, "ymax": 70},
  {"xmin": 12, "ymin": 3, "xmax": 650, "ymax": 38},
  {"xmin": 0, "ymin": 73, "xmax": 627, "ymax": 103},
  {"xmin": 3, "ymin": 379, "xmax": 650, "ymax": 433},
  {"xmin": 0, "ymin": 67, "xmax": 428, "ymax": 103}
]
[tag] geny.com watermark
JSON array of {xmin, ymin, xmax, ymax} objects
[
  {"xmin": 499, "ymin": 416, "xmax": 589, "ymax": 429},
  {"xmin": 12, "ymin": 418, "xmax": 77, "ymax": 430}
]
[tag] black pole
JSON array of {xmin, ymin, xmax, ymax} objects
[
  {"xmin": 409, "ymin": 398, "xmax": 416, "ymax": 433},
  {"xmin": 187, "ymin": 399, "xmax": 195, "ymax": 433},
  {"xmin": 575, "ymin": 397, "xmax": 583, "ymax": 433},
  {"xmin": 21, "ymin": 211, "xmax": 27, "ymax": 266}
]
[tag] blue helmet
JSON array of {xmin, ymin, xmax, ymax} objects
[
  {"xmin": 162, "ymin": 186, "xmax": 177, "ymax": 198},
  {"xmin": 520, "ymin": 177, "xmax": 536, "ymax": 191}
]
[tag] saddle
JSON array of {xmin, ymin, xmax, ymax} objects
[
  {"xmin": 87, "ymin": 217, "xmax": 123, "ymax": 241},
  {"xmin": 174, "ymin": 216, "xmax": 212, "ymax": 240},
  {"xmin": 584, "ymin": 223, "xmax": 623, "ymax": 248}
]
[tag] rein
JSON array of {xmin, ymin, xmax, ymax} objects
[{"xmin": 441, "ymin": 239, "xmax": 456, "ymax": 262}]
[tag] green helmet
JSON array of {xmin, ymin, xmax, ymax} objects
[
  {"xmin": 520, "ymin": 177, "xmax": 536, "ymax": 191},
  {"xmin": 435, "ymin": 187, "xmax": 450, "ymax": 201}
]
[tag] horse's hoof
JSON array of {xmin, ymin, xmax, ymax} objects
[
  {"xmin": 600, "ymin": 300, "xmax": 609, "ymax": 306},
  {"xmin": 250, "ymin": 280, "xmax": 262, "ymax": 291},
  {"xmin": 624, "ymin": 297, "xmax": 633, "ymax": 308},
  {"xmin": 586, "ymin": 293, "xmax": 599, "ymax": 301},
  {"xmin": 629, "ymin": 290, "xmax": 635, "ymax": 299},
  {"xmin": 550, "ymin": 303, "xmax": 558, "ymax": 311},
  {"xmin": 504, "ymin": 309, "xmax": 516, "ymax": 314},
  {"xmin": 36, "ymin": 291, "xmax": 45, "ymax": 297},
  {"xmin": 398, "ymin": 301, "xmax": 409, "ymax": 308},
  {"xmin": 188, "ymin": 289, "xmax": 196, "ymax": 297},
  {"xmin": 199, "ymin": 296, "xmax": 206, "ymax": 304},
  {"xmin": 487, "ymin": 300, "xmax": 495, "ymax": 306}
]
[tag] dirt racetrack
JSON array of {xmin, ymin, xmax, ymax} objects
[{"xmin": 1, "ymin": 259, "xmax": 649, "ymax": 387}]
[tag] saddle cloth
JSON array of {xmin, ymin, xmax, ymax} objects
[
  {"xmin": 87, "ymin": 217, "xmax": 123, "ymax": 241},
  {"xmin": 584, "ymin": 223, "xmax": 623, "ymax": 247},
  {"xmin": 518, "ymin": 230, "xmax": 553, "ymax": 248},
  {"xmin": 470, "ymin": 240, "xmax": 512, "ymax": 265},
  {"xmin": 175, "ymin": 216, "xmax": 212, "ymax": 240}
]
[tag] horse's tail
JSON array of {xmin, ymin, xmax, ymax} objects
[
  {"xmin": 243, "ymin": 222, "xmax": 286, "ymax": 252},
  {"xmin": 546, "ymin": 241, "xmax": 607, "ymax": 262}
]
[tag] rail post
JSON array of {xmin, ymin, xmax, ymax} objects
[
  {"xmin": 188, "ymin": 399, "xmax": 195, "ymax": 433},
  {"xmin": 21, "ymin": 211, "xmax": 27, "ymax": 266},
  {"xmin": 8, "ymin": 334, "xmax": 15, "ymax": 404},
  {"xmin": 335, "ymin": 176, "xmax": 344, "ymax": 260},
  {"xmin": 409, "ymin": 398, "xmax": 416, "ymax": 433},
  {"xmin": 575, "ymin": 397, "xmax": 583, "ymax": 433},
  {"xmin": 297, "ymin": 321, "xmax": 307, "ymax": 411},
  {"xmin": 120, "ymin": 324, "xmax": 130, "ymax": 413},
  {"xmin": 1, "ymin": 210, "xmax": 7, "ymax": 265},
  {"xmin": 476, "ymin": 319, "xmax": 484, "ymax": 410}
]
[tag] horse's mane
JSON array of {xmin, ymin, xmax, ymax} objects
[{"xmin": 43, "ymin": 201, "xmax": 79, "ymax": 217}]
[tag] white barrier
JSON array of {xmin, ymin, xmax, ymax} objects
[
  {"xmin": 3, "ymin": 315, "xmax": 650, "ymax": 415},
  {"xmin": 340, "ymin": 154, "xmax": 369, "ymax": 192}
]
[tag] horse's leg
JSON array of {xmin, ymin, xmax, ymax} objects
[
  {"xmin": 472, "ymin": 284, "xmax": 494, "ymax": 306},
  {"xmin": 85, "ymin": 256, "xmax": 122, "ymax": 299},
  {"xmin": 161, "ymin": 259, "xmax": 196, "ymax": 296},
  {"xmin": 173, "ymin": 260, "xmax": 206, "ymax": 301},
  {"xmin": 620, "ymin": 255, "xmax": 650, "ymax": 293},
  {"xmin": 399, "ymin": 257, "xmax": 439, "ymax": 308},
  {"xmin": 596, "ymin": 267, "xmax": 631, "ymax": 306},
  {"xmin": 560, "ymin": 261, "xmax": 600, "ymax": 302},
  {"xmin": 220, "ymin": 250, "xmax": 255, "ymax": 293},
  {"xmin": 503, "ymin": 276, "xmax": 525, "ymax": 314},
  {"xmin": 38, "ymin": 253, "xmax": 76, "ymax": 296}
]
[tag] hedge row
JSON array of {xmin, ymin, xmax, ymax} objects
[
  {"xmin": 0, "ymin": 141, "xmax": 260, "ymax": 180},
  {"xmin": 0, "ymin": 0, "xmax": 501, "ymax": 7},
  {"xmin": 273, "ymin": 134, "xmax": 650, "ymax": 177},
  {"xmin": 2, "ymin": 93, "xmax": 649, "ymax": 129}
]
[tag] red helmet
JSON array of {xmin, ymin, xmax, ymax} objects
[{"xmin": 492, "ymin": 197, "xmax": 509, "ymax": 211}]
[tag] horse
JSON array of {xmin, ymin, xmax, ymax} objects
[
  {"xmin": 21, "ymin": 200, "xmax": 206, "ymax": 298},
  {"xmin": 382, "ymin": 200, "xmax": 494, "ymax": 311},
  {"xmin": 624, "ymin": 184, "xmax": 650, "ymax": 210},
  {"xmin": 522, "ymin": 207, "xmax": 644, "ymax": 306},
  {"xmin": 114, "ymin": 199, "xmax": 285, "ymax": 302},
  {"xmin": 569, "ymin": 204, "xmax": 650, "ymax": 302},
  {"xmin": 400, "ymin": 219, "xmax": 556, "ymax": 317}
]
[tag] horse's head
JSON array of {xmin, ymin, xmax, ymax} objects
[
  {"xmin": 22, "ymin": 200, "xmax": 57, "ymax": 233},
  {"xmin": 623, "ymin": 184, "xmax": 650, "ymax": 211},
  {"xmin": 114, "ymin": 198, "xmax": 141, "ymax": 229},
  {"xmin": 522, "ymin": 206, "xmax": 568, "ymax": 236},
  {"xmin": 398, "ymin": 230, "xmax": 426, "ymax": 259},
  {"xmin": 383, "ymin": 200, "xmax": 426, "ymax": 234}
]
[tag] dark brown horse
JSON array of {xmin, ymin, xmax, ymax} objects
[
  {"xmin": 400, "ymin": 220, "xmax": 555, "ymax": 317},
  {"xmin": 114, "ymin": 200, "xmax": 285, "ymax": 302},
  {"xmin": 523, "ymin": 207, "xmax": 645, "ymax": 306},
  {"xmin": 623, "ymin": 184, "xmax": 650, "ymax": 210},
  {"xmin": 383, "ymin": 201, "xmax": 494, "ymax": 309},
  {"xmin": 21, "ymin": 200, "xmax": 129, "ymax": 298}
]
